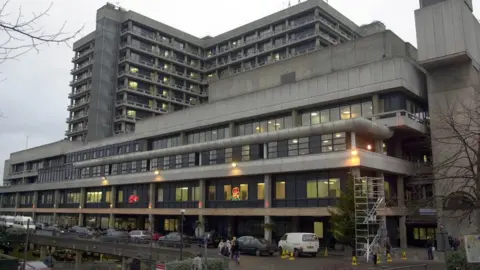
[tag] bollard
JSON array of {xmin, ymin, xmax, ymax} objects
[
  {"xmin": 387, "ymin": 253, "xmax": 392, "ymax": 262},
  {"xmin": 289, "ymin": 251, "xmax": 295, "ymax": 261},
  {"xmin": 324, "ymin": 247, "xmax": 328, "ymax": 257},
  {"xmin": 281, "ymin": 249, "xmax": 287, "ymax": 259},
  {"xmin": 402, "ymin": 251, "xmax": 407, "ymax": 260},
  {"xmin": 352, "ymin": 255, "xmax": 357, "ymax": 266}
]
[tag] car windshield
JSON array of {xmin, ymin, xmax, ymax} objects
[
  {"xmin": 302, "ymin": 234, "xmax": 318, "ymax": 242},
  {"xmin": 142, "ymin": 231, "xmax": 151, "ymax": 236}
]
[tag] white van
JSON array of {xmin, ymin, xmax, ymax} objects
[
  {"xmin": 0, "ymin": 215, "xmax": 16, "ymax": 228},
  {"xmin": 13, "ymin": 216, "xmax": 35, "ymax": 230},
  {"xmin": 278, "ymin": 232, "xmax": 319, "ymax": 257}
]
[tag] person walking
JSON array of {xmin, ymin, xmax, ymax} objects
[
  {"xmin": 231, "ymin": 238, "xmax": 240, "ymax": 264},
  {"xmin": 192, "ymin": 252, "xmax": 203, "ymax": 270},
  {"xmin": 426, "ymin": 236, "xmax": 434, "ymax": 260},
  {"xmin": 372, "ymin": 242, "xmax": 380, "ymax": 266}
]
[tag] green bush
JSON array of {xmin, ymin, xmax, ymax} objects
[{"xmin": 446, "ymin": 251, "xmax": 480, "ymax": 270}]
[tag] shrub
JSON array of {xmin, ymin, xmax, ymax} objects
[
  {"xmin": 165, "ymin": 258, "xmax": 227, "ymax": 270},
  {"xmin": 446, "ymin": 251, "xmax": 480, "ymax": 270}
]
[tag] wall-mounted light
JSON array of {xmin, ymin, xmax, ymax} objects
[
  {"xmin": 231, "ymin": 162, "xmax": 237, "ymax": 168},
  {"xmin": 102, "ymin": 177, "xmax": 107, "ymax": 180},
  {"xmin": 109, "ymin": 203, "xmax": 113, "ymax": 208},
  {"xmin": 367, "ymin": 144, "xmax": 372, "ymax": 150},
  {"xmin": 154, "ymin": 170, "xmax": 160, "ymax": 175},
  {"xmin": 351, "ymin": 149, "xmax": 358, "ymax": 156}
]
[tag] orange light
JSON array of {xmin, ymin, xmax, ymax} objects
[
  {"xmin": 367, "ymin": 144, "xmax": 372, "ymax": 150},
  {"xmin": 351, "ymin": 149, "xmax": 358, "ymax": 156},
  {"xmin": 148, "ymin": 202, "xmax": 152, "ymax": 209}
]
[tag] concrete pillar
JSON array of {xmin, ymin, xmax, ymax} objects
[
  {"xmin": 32, "ymin": 191, "xmax": 38, "ymax": 221},
  {"xmin": 291, "ymin": 109, "xmax": 299, "ymax": 127},
  {"xmin": 264, "ymin": 175, "xmax": 272, "ymax": 208},
  {"xmin": 264, "ymin": 216, "xmax": 272, "ymax": 242},
  {"xmin": 350, "ymin": 132, "xmax": 356, "ymax": 149},
  {"xmin": 228, "ymin": 122, "xmax": 235, "ymax": 137},
  {"xmin": 179, "ymin": 132, "xmax": 187, "ymax": 145},
  {"xmin": 148, "ymin": 214, "xmax": 154, "ymax": 232},
  {"xmin": 399, "ymin": 216, "xmax": 407, "ymax": 249},
  {"xmin": 109, "ymin": 213, "xmax": 115, "ymax": 229},
  {"xmin": 197, "ymin": 179, "xmax": 206, "ymax": 236},
  {"xmin": 74, "ymin": 251, "xmax": 82, "ymax": 270},
  {"xmin": 14, "ymin": 193, "xmax": 19, "ymax": 208},
  {"xmin": 111, "ymin": 186, "xmax": 117, "ymax": 208},
  {"xmin": 372, "ymin": 94, "xmax": 380, "ymax": 114},
  {"xmin": 0, "ymin": 194, "xmax": 4, "ymax": 208},
  {"xmin": 149, "ymin": 183, "xmax": 155, "ymax": 209},
  {"xmin": 79, "ymin": 188, "xmax": 86, "ymax": 208},
  {"xmin": 375, "ymin": 140, "xmax": 384, "ymax": 154},
  {"xmin": 78, "ymin": 213, "xmax": 84, "ymax": 227},
  {"xmin": 396, "ymin": 176, "xmax": 405, "ymax": 207}
]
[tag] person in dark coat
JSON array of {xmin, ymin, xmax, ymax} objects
[{"xmin": 130, "ymin": 255, "xmax": 141, "ymax": 270}]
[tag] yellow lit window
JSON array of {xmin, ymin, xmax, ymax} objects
[
  {"xmin": 275, "ymin": 181, "xmax": 286, "ymax": 199},
  {"xmin": 164, "ymin": 219, "xmax": 178, "ymax": 231},
  {"xmin": 413, "ymin": 228, "xmax": 419, "ymax": 240},
  {"xmin": 208, "ymin": 74, "xmax": 213, "ymax": 78},
  {"xmin": 314, "ymin": 222, "xmax": 324, "ymax": 238},
  {"xmin": 117, "ymin": 190, "xmax": 123, "ymax": 203},
  {"xmin": 190, "ymin": 72, "xmax": 197, "ymax": 78},
  {"xmin": 328, "ymin": 178, "xmax": 341, "ymax": 198},
  {"xmin": 192, "ymin": 187, "xmax": 200, "ymax": 201},
  {"xmin": 175, "ymin": 187, "xmax": 189, "ymax": 201},
  {"xmin": 127, "ymin": 110, "xmax": 136, "ymax": 117},
  {"xmin": 208, "ymin": 186, "xmax": 216, "ymax": 200},
  {"xmin": 191, "ymin": 60, "xmax": 196, "ymax": 66},
  {"xmin": 384, "ymin": 181, "xmax": 391, "ymax": 198},
  {"xmin": 162, "ymin": 103, "xmax": 168, "ymax": 110},
  {"xmin": 163, "ymin": 77, "xmax": 169, "ymax": 83},
  {"xmin": 128, "ymin": 81, "xmax": 138, "ymax": 89},
  {"xmin": 240, "ymin": 184, "xmax": 248, "ymax": 200},
  {"xmin": 419, "ymin": 228, "xmax": 426, "ymax": 240},
  {"xmin": 317, "ymin": 180, "xmax": 329, "ymax": 198},
  {"xmin": 257, "ymin": 183, "xmax": 265, "ymax": 200},
  {"xmin": 130, "ymin": 67, "xmax": 139, "ymax": 73},
  {"xmin": 164, "ymin": 51, "xmax": 169, "ymax": 57},
  {"xmin": 86, "ymin": 191, "xmax": 102, "ymax": 203},
  {"xmin": 162, "ymin": 90, "xmax": 168, "ymax": 97},
  {"xmin": 224, "ymin": 185, "xmax": 232, "ymax": 200},
  {"xmin": 306, "ymin": 180, "xmax": 317, "ymax": 198},
  {"xmin": 105, "ymin": 191, "xmax": 111, "ymax": 203},
  {"xmin": 274, "ymin": 53, "xmax": 280, "ymax": 61},
  {"xmin": 340, "ymin": 106, "xmax": 351, "ymax": 120},
  {"xmin": 164, "ymin": 64, "xmax": 169, "ymax": 70}
]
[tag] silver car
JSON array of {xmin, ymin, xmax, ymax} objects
[{"xmin": 129, "ymin": 230, "xmax": 152, "ymax": 244}]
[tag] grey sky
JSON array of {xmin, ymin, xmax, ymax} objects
[{"xmin": 0, "ymin": 0, "xmax": 478, "ymax": 180}]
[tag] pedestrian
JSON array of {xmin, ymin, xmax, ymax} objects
[
  {"xmin": 43, "ymin": 253, "xmax": 54, "ymax": 268},
  {"xmin": 218, "ymin": 239, "xmax": 225, "ymax": 254},
  {"xmin": 231, "ymin": 238, "xmax": 240, "ymax": 264},
  {"xmin": 426, "ymin": 236, "xmax": 434, "ymax": 260},
  {"xmin": 130, "ymin": 254, "xmax": 141, "ymax": 270},
  {"xmin": 192, "ymin": 252, "xmax": 203, "ymax": 270},
  {"xmin": 372, "ymin": 242, "xmax": 380, "ymax": 266}
]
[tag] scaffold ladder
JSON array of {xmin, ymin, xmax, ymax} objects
[{"xmin": 353, "ymin": 175, "xmax": 387, "ymax": 262}]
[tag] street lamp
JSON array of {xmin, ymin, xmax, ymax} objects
[{"xmin": 180, "ymin": 209, "xmax": 186, "ymax": 260}]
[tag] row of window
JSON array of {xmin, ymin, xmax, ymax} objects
[
  {"xmin": 67, "ymin": 142, "xmax": 142, "ymax": 163},
  {"xmin": 301, "ymin": 101, "xmax": 373, "ymax": 126},
  {"xmin": 187, "ymin": 126, "xmax": 231, "ymax": 144}
]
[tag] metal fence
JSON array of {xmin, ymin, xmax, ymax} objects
[{"xmin": 52, "ymin": 262, "xmax": 119, "ymax": 270}]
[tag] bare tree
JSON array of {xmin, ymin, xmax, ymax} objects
[
  {"xmin": 428, "ymin": 93, "xmax": 480, "ymax": 229},
  {"xmin": 0, "ymin": 0, "xmax": 83, "ymax": 64}
]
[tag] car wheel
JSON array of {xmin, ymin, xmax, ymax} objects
[
  {"xmin": 312, "ymin": 253, "xmax": 317, "ymax": 257},
  {"xmin": 255, "ymin": 249, "xmax": 261, "ymax": 256}
]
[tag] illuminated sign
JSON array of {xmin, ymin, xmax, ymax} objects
[
  {"xmin": 232, "ymin": 187, "xmax": 240, "ymax": 201},
  {"xmin": 128, "ymin": 194, "xmax": 139, "ymax": 203}
]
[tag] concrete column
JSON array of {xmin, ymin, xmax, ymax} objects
[
  {"xmin": 372, "ymin": 94, "xmax": 380, "ymax": 114},
  {"xmin": 74, "ymin": 251, "xmax": 82, "ymax": 270},
  {"xmin": 0, "ymin": 194, "xmax": 4, "ymax": 208},
  {"xmin": 197, "ymin": 179, "xmax": 206, "ymax": 236},
  {"xmin": 149, "ymin": 183, "xmax": 155, "ymax": 209},
  {"xmin": 148, "ymin": 214, "xmax": 154, "ymax": 232},
  {"xmin": 264, "ymin": 216, "xmax": 272, "ymax": 242},
  {"xmin": 291, "ymin": 109, "xmax": 299, "ymax": 127},
  {"xmin": 179, "ymin": 132, "xmax": 187, "ymax": 145},
  {"xmin": 79, "ymin": 188, "xmax": 86, "ymax": 208},
  {"xmin": 15, "ymin": 193, "xmax": 19, "ymax": 208},
  {"xmin": 40, "ymin": 246, "xmax": 47, "ymax": 259},
  {"xmin": 228, "ymin": 122, "xmax": 235, "ymax": 137},
  {"xmin": 78, "ymin": 213, "xmax": 84, "ymax": 226},
  {"xmin": 264, "ymin": 175, "xmax": 272, "ymax": 208},
  {"xmin": 350, "ymin": 132, "xmax": 356, "ymax": 149},
  {"xmin": 111, "ymin": 186, "xmax": 117, "ymax": 208},
  {"xmin": 375, "ymin": 140, "xmax": 384, "ymax": 154},
  {"xmin": 109, "ymin": 213, "xmax": 115, "ymax": 229},
  {"xmin": 399, "ymin": 216, "xmax": 407, "ymax": 249},
  {"xmin": 396, "ymin": 176, "xmax": 405, "ymax": 207}
]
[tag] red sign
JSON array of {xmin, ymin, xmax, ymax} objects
[
  {"xmin": 232, "ymin": 187, "xmax": 240, "ymax": 200},
  {"xmin": 156, "ymin": 263, "xmax": 166, "ymax": 270},
  {"xmin": 128, "ymin": 194, "xmax": 139, "ymax": 203}
]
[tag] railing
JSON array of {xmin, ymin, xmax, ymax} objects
[
  {"xmin": 67, "ymin": 100, "xmax": 89, "ymax": 110},
  {"xmin": 70, "ymin": 73, "xmax": 92, "ymax": 85},
  {"xmin": 66, "ymin": 113, "xmax": 88, "ymax": 122},
  {"xmin": 370, "ymin": 110, "xmax": 429, "ymax": 125},
  {"xmin": 71, "ymin": 60, "xmax": 94, "ymax": 73},
  {"xmin": 68, "ymin": 85, "xmax": 91, "ymax": 98},
  {"xmin": 72, "ymin": 48, "xmax": 93, "ymax": 61},
  {"xmin": 65, "ymin": 126, "xmax": 87, "ymax": 135}
]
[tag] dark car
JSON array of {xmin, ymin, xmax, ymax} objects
[
  {"xmin": 73, "ymin": 227, "xmax": 94, "ymax": 239},
  {"xmin": 196, "ymin": 232, "xmax": 221, "ymax": 248},
  {"xmin": 98, "ymin": 230, "xmax": 130, "ymax": 244},
  {"xmin": 158, "ymin": 232, "xmax": 191, "ymax": 248},
  {"xmin": 237, "ymin": 236, "xmax": 277, "ymax": 256}
]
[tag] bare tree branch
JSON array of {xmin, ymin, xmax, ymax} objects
[{"xmin": 0, "ymin": 0, "xmax": 84, "ymax": 64}]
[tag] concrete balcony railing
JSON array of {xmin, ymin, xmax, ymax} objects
[
  {"xmin": 72, "ymin": 48, "xmax": 93, "ymax": 62},
  {"xmin": 71, "ymin": 60, "xmax": 94, "ymax": 74},
  {"xmin": 66, "ymin": 112, "xmax": 88, "ymax": 123},
  {"xmin": 115, "ymin": 100, "xmax": 168, "ymax": 114},
  {"xmin": 114, "ymin": 114, "xmax": 142, "ymax": 122},
  {"xmin": 4, "ymin": 169, "xmax": 39, "ymax": 180},
  {"xmin": 65, "ymin": 126, "xmax": 88, "ymax": 136},
  {"xmin": 67, "ymin": 99, "xmax": 89, "ymax": 111},
  {"xmin": 69, "ymin": 73, "xmax": 92, "ymax": 86},
  {"xmin": 68, "ymin": 85, "xmax": 91, "ymax": 98},
  {"xmin": 369, "ymin": 110, "xmax": 428, "ymax": 133}
]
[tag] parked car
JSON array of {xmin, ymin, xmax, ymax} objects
[
  {"xmin": 73, "ymin": 227, "xmax": 94, "ymax": 239},
  {"xmin": 196, "ymin": 232, "xmax": 222, "ymax": 248},
  {"xmin": 35, "ymin": 223, "xmax": 46, "ymax": 230},
  {"xmin": 278, "ymin": 232, "xmax": 319, "ymax": 257},
  {"xmin": 152, "ymin": 232, "xmax": 163, "ymax": 241},
  {"xmin": 237, "ymin": 236, "xmax": 277, "ymax": 256},
  {"xmin": 98, "ymin": 231, "xmax": 130, "ymax": 244},
  {"xmin": 129, "ymin": 230, "xmax": 152, "ymax": 243},
  {"xmin": 158, "ymin": 232, "xmax": 191, "ymax": 248}
]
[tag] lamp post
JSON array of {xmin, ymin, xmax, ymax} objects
[{"xmin": 180, "ymin": 209, "xmax": 185, "ymax": 261}]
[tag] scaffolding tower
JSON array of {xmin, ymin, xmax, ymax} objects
[{"xmin": 353, "ymin": 175, "xmax": 387, "ymax": 261}]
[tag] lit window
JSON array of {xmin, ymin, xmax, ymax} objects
[
  {"xmin": 190, "ymin": 72, "xmax": 197, "ymax": 78},
  {"xmin": 157, "ymin": 188, "xmax": 164, "ymax": 202},
  {"xmin": 340, "ymin": 106, "xmax": 351, "ymax": 120},
  {"xmin": 162, "ymin": 90, "xmax": 168, "ymax": 97},
  {"xmin": 162, "ymin": 103, "xmax": 168, "ymax": 110},
  {"xmin": 208, "ymin": 74, "xmax": 213, "ymax": 78},
  {"xmin": 175, "ymin": 187, "xmax": 189, "ymax": 202},
  {"xmin": 163, "ymin": 63, "xmax": 169, "ymax": 70},
  {"xmin": 127, "ymin": 110, "xmax": 136, "ymax": 117},
  {"xmin": 240, "ymin": 184, "xmax": 248, "ymax": 200},
  {"xmin": 274, "ymin": 53, "xmax": 280, "ymax": 61},
  {"xmin": 130, "ymin": 67, "xmax": 139, "ymax": 73},
  {"xmin": 128, "ymin": 81, "xmax": 138, "ymax": 89},
  {"xmin": 257, "ymin": 183, "xmax": 265, "ymax": 200},
  {"xmin": 164, "ymin": 51, "xmax": 169, "ymax": 57},
  {"xmin": 163, "ymin": 77, "xmax": 169, "ymax": 83},
  {"xmin": 208, "ymin": 186, "xmax": 216, "ymax": 200},
  {"xmin": 275, "ymin": 181, "xmax": 285, "ymax": 199},
  {"xmin": 224, "ymin": 185, "xmax": 232, "ymax": 200}
]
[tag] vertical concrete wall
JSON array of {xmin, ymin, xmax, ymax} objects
[
  {"xmin": 87, "ymin": 6, "xmax": 123, "ymax": 141},
  {"xmin": 415, "ymin": 0, "xmax": 480, "ymax": 68}
]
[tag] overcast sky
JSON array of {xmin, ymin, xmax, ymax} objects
[{"xmin": 0, "ymin": 0, "xmax": 478, "ymax": 180}]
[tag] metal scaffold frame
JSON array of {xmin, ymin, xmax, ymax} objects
[{"xmin": 353, "ymin": 175, "xmax": 387, "ymax": 261}]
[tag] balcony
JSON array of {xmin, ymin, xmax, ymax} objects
[
  {"xmin": 114, "ymin": 114, "xmax": 141, "ymax": 123},
  {"xmin": 72, "ymin": 48, "xmax": 93, "ymax": 62},
  {"xmin": 65, "ymin": 126, "xmax": 88, "ymax": 136},
  {"xmin": 68, "ymin": 85, "xmax": 91, "ymax": 99},
  {"xmin": 71, "ymin": 60, "xmax": 94, "ymax": 74},
  {"xmin": 121, "ymin": 28, "xmax": 202, "ymax": 59},
  {"xmin": 370, "ymin": 110, "xmax": 428, "ymax": 134},
  {"xmin": 206, "ymin": 16, "xmax": 318, "ymax": 58},
  {"xmin": 67, "ymin": 99, "xmax": 89, "ymax": 111},
  {"xmin": 66, "ymin": 112, "xmax": 88, "ymax": 123},
  {"xmin": 4, "ymin": 169, "xmax": 39, "ymax": 180},
  {"xmin": 204, "ymin": 30, "xmax": 320, "ymax": 72},
  {"xmin": 70, "ymin": 73, "xmax": 92, "ymax": 87},
  {"xmin": 115, "ymin": 100, "xmax": 168, "ymax": 114},
  {"xmin": 120, "ymin": 42, "xmax": 204, "ymax": 73},
  {"xmin": 116, "ymin": 86, "xmax": 193, "ymax": 107}
]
